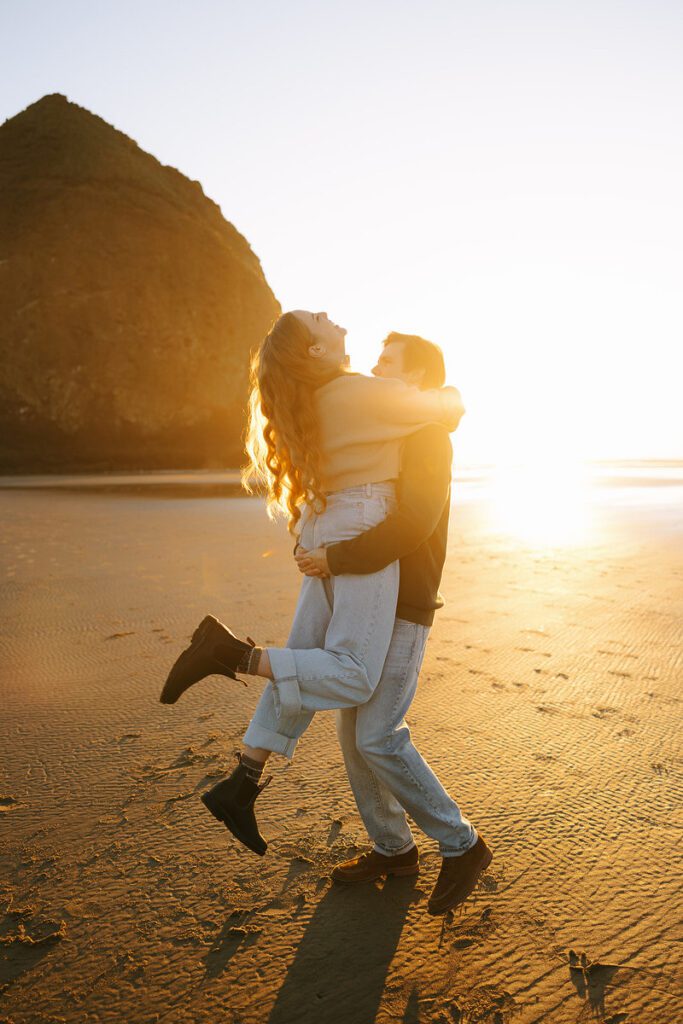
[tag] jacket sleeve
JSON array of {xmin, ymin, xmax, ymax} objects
[{"xmin": 326, "ymin": 427, "xmax": 452, "ymax": 576}]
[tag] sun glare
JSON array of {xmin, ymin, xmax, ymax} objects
[{"xmin": 482, "ymin": 459, "xmax": 593, "ymax": 548}]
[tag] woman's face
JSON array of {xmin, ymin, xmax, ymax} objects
[{"xmin": 293, "ymin": 310, "xmax": 347, "ymax": 368}]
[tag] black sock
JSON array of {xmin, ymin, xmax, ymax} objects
[
  {"xmin": 240, "ymin": 753, "xmax": 265, "ymax": 783},
  {"xmin": 237, "ymin": 645, "xmax": 263, "ymax": 675}
]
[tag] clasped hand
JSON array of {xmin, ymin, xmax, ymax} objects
[{"xmin": 294, "ymin": 545, "xmax": 330, "ymax": 578}]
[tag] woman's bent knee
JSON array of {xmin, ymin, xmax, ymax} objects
[{"xmin": 333, "ymin": 657, "xmax": 376, "ymax": 705}]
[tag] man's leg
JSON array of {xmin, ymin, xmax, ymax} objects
[
  {"xmin": 347, "ymin": 618, "xmax": 477, "ymax": 857},
  {"xmin": 336, "ymin": 706, "xmax": 416, "ymax": 855}
]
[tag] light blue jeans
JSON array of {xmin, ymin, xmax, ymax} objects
[
  {"xmin": 242, "ymin": 481, "xmax": 478, "ymax": 858},
  {"xmin": 243, "ymin": 482, "xmax": 400, "ymax": 757},
  {"xmin": 336, "ymin": 618, "xmax": 478, "ymax": 857}
]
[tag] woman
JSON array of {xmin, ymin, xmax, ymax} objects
[{"xmin": 160, "ymin": 309, "xmax": 464, "ymax": 856}]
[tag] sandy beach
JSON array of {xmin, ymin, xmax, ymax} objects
[{"xmin": 1, "ymin": 465, "xmax": 681, "ymax": 1024}]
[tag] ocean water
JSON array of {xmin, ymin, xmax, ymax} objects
[
  {"xmin": 1, "ymin": 460, "xmax": 681, "ymax": 495},
  {"xmin": 0, "ymin": 460, "xmax": 681, "ymax": 549}
]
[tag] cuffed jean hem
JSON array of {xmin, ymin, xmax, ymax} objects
[
  {"xmin": 440, "ymin": 827, "xmax": 479, "ymax": 857},
  {"xmin": 266, "ymin": 647, "xmax": 302, "ymax": 720},
  {"xmin": 373, "ymin": 838, "xmax": 417, "ymax": 857},
  {"xmin": 242, "ymin": 718, "xmax": 299, "ymax": 759}
]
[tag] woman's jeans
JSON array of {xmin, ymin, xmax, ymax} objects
[
  {"xmin": 243, "ymin": 482, "xmax": 400, "ymax": 758},
  {"xmin": 242, "ymin": 480, "xmax": 477, "ymax": 858}
]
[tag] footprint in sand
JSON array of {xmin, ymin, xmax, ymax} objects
[
  {"xmin": 597, "ymin": 649, "xmax": 639, "ymax": 659},
  {"xmin": 283, "ymin": 856, "xmax": 315, "ymax": 886},
  {"xmin": 646, "ymin": 691, "xmax": 680, "ymax": 705},
  {"xmin": 441, "ymin": 905, "xmax": 497, "ymax": 951},
  {"xmin": 327, "ymin": 820, "xmax": 342, "ymax": 845},
  {"xmin": 3, "ymin": 891, "xmax": 66, "ymax": 937},
  {"xmin": 140, "ymin": 745, "xmax": 220, "ymax": 784},
  {"xmin": 203, "ymin": 921, "xmax": 261, "ymax": 978},
  {"xmin": 459, "ymin": 983, "xmax": 517, "ymax": 1024},
  {"xmin": 591, "ymin": 706, "xmax": 620, "ymax": 720}
]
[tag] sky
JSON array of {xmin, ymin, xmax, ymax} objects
[{"xmin": 1, "ymin": 0, "xmax": 682, "ymax": 465}]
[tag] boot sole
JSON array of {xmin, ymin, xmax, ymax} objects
[
  {"xmin": 332, "ymin": 863, "xmax": 419, "ymax": 884},
  {"xmin": 200, "ymin": 791, "xmax": 267, "ymax": 857},
  {"xmin": 427, "ymin": 847, "xmax": 493, "ymax": 915}
]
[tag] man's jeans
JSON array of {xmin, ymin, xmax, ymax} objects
[
  {"xmin": 243, "ymin": 482, "xmax": 400, "ymax": 757},
  {"xmin": 336, "ymin": 618, "xmax": 478, "ymax": 857}
]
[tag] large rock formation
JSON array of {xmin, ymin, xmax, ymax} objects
[{"xmin": 0, "ymin": 94, "xmax": 280, "ymax": 471}]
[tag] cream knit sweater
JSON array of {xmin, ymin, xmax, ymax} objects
[{"xmin": 314, "ymin": 372, "xmax": 464, "ymax": 493}]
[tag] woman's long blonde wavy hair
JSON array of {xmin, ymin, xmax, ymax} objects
[{"xmin": 242, "ymin": 312, "xmax": 346, "ymax": 534}]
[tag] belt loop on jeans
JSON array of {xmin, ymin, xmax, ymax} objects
[{"xmin": 365, "ymin": 482, "xmax": 372, "ymax": 497}]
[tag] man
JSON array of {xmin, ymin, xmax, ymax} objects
[{"xmin": 294, "ymin": 333, "xmax": 492, "ymax": 915}]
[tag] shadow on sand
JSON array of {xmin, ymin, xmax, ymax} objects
[{"xmin": 267, "ymin": 876, "xmax": 422, "ymax": 1024}]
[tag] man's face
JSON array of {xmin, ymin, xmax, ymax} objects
[{"xmin": 372, "ymin": 341, "xmax": 424, "ymax": 387}]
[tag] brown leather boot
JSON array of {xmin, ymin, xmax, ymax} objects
[
  {"xmin": 427, "ymin": 834, "xmax": 493, "ymax": 915},
  {"xmin": 332, "ymin": 845, "xmax": 419, "ymax": 883}
]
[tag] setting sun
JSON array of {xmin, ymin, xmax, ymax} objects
[{"xmin": 481, "ymin": 458, "xmax": 592, "ymax": 547}]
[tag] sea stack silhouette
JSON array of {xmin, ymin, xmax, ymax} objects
[{"xmin": 0, "ymin": 93, "xmax": 280, "ymax": 471}]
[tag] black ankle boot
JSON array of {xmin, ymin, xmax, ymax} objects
[
  {"xmin": 201, "ymin": 753, "xmax": 272, "ymax": 856},
  {"xmin": 159, "ymin": 614, "xmax": 256, "ymax": 704}
]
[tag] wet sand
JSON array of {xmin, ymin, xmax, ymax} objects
[{"xmin": 1, "ymin": 469, "xmax": 681, "ymax": 1023}]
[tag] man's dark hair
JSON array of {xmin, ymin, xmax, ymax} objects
[{"xmin": 382, "ymin": 332, "xmax": 446, "ymax": 389}]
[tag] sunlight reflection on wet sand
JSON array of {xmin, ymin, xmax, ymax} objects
[{"xmin": 456, "ymin": 460, "xmax": 683, "ymax": 549}]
